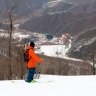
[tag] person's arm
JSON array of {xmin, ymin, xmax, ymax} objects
[{"xmin": 29, "ymin": 49, "xmax": 42, "ymax": 64}]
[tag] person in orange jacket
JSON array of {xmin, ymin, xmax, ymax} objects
[{"xmin": 25, "ymin": 41, "xmax": 42, "ymax": 83}]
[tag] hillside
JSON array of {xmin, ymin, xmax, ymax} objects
[
  {"xmin": 20, "ymin": 12, "xmax": 87, "ymax": 36},
  {"xmin": 66, "ymin": 0, "xmax": 96, "ymax": 4},
  {"xmin": 19, "ymin": 0, "xmax": 96, "ymax": 59},
  {"xmin": 0, "ymin": 0, "xmax": 96, "ymax": 59}
]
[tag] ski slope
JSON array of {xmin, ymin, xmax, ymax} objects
[{"xmin": 0, "ymin": 75, "xmax": 96, "ymax": 96}]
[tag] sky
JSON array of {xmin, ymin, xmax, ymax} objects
[{"xmin": 0, "ymin": 74, "xmax": 96, "ymax": 96}]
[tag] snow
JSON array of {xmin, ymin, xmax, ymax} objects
[
  {"xmin": 0, "ymin": 75, "xmax": 96, "ymax": 96},
  {"xmin": 84, "ymin": 37, "xmax": 96, "ymax": 46},
  {"xmin": 43, "ymin": 0, "xmax": 65, "ymax": 8},
  {"xmin": 36, "ymin": 39, "xmax": 72, "ymax": 58},
  {"xmin": 40, "ymin": 45, "xmax": 66, "ymax": 57},
  {"xmin": 0, "ymin": 32, "xmax": 30, "ymax": 40},
  {"xmin": 64, "ymin": 56, "xmax": 84, "ymax": 62}
]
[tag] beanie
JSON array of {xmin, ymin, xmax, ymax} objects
[{"xmin": 30, "ymin": 41, "xmax": 35, "ymax": 48}]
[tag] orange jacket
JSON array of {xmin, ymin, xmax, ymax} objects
[{"xmin": 26, "ymin": 46, "xmax": 42, "ymax": 68}]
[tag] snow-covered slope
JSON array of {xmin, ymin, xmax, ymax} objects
[{"xmin": 0, "ymin": 75, "xmax": 96, "ymax": 96}]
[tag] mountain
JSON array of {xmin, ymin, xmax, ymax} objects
[
  {"xmin": 0, "ymin": 0, "xmax": 51, "ymax": 19},
  {"xmin": 0, "ymin": 0, "xmax": 96, "ymax": 59},
  {"xmin": 20, "ymin": 12, "xmax": 87, "ymax": 36},
  {"xmin": 66, "ymin": 0, "xmax": 96, "ymax": 4},
  {"xmin": 0, "ymin": 0, "xmax": 96, "ymax": 18},
  {"xmin": 19, "ymin": 0, "xmax": 96, "ymax": 59},
  {"xmin": 69, "ymin": 1, "xmax": 96, "ymax": 13}
]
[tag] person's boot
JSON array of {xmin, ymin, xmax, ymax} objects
[{"xmin": 31, "ymin": 80, "xmax": 37, "ymax": 83}]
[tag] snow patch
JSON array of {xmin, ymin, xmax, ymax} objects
[{"xmin": 43, "ymin": 0, "xmax": 65, "ymax": 8}]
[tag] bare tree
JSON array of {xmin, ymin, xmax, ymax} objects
[
  {"xmin": 89, "ymin": 53, "xmax": 96, "ymax": 75},
  {"xmin": 7, "ymin": 7, "xmax": 14, "ymax": 79},
  {"xmin": 6, "ymin": 0, "xmax": 24, "ymax": 79}
]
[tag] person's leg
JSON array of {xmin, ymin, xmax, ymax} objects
[{"xmin": 26, "ymin": 68, "xmax": 35, "ymax": 82}]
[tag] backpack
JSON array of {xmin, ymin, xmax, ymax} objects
[{"xmin": 24, "ymin": 49, "xmax": 30, "ymax": 62}]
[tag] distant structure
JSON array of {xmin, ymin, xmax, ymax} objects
[
  {"xmin": 45, "ymin": 33, "xmax": 54, "ymax": 40},
  {"xmin": 58, "ymin": 33, "xmax": 71, "ymax": 44}
]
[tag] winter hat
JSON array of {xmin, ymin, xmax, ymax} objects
[{"xmin": 30, "ymin": 41, "xmax": 35, "ymax": 48}]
